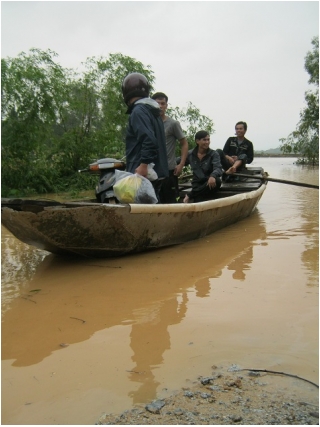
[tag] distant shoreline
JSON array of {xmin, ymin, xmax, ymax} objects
[{"xmin": 254, "ymin": 154, "xmax": 298, "ymax": 158}]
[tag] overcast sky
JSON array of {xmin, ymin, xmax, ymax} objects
[{"xmin": 1, "ymin": 1, "xmax": 319, "ymax": 151}]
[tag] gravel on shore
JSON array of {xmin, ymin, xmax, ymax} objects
[{"xmin": 96, "ymin": 365, "xmax": 319, "ymax": 425}]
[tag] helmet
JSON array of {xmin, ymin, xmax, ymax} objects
[{"xmin": 122, "ymin": 73, "xmax": 150, "ymax": 105}]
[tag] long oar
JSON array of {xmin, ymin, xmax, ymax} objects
[{"xmin": 232, "ymin": 172, "xmax": 319, "ymax": 189}]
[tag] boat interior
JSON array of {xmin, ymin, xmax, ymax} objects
[
  {"xmin": 1, "ymin": 167, "xmax": 265, "ymax": 212},
  {"xmin": 178, "ymin": 166, "xmax": 265, "ymax": 200}
]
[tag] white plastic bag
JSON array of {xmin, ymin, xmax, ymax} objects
[
  {"xmin": 113, "ymin": 173, "xmax": 158, "ymax": 204},
  {"xmin": 113, "ymin": 169, "xmax": 133, "ymax": 183},
  {"xmin": 147, "ymin": 163, "xmax": 158, "ymax": 181}
]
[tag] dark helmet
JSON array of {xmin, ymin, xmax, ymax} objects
[{"xmin": 122, "ymin": 73, "xmax": 150, "ymax": 105}]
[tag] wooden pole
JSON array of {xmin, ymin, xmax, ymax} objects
[{"xmin": 232, "ymin": 173, "xmax": 319, "ymax": 189}]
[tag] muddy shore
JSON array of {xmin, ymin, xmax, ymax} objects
[{"xmin": 97, "ymin": 365, "xmax": 319, "ymax": 425}]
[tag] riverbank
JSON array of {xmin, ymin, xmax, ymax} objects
[{"xmin": 97, "ymin": 365, "xmax": 319, "ymax": 425}]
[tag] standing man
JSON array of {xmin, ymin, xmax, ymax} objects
[
  {"xmin": 122, "ymin": 73, "xmax": 169, "ymax": 201},
  {"xmin": 151, "ymin": 92, "xmax": 189, "ymax": 203},
  {"xmin": 217, "ymin": 121, "xmax": 254, "ymax": 175}
]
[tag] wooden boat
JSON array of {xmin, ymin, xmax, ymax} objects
[{"xmin": 1, "ymin": 167, "xmax": 267, "ymax": 258}]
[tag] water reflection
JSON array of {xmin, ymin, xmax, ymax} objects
[
  {"xmin": 1, "ymin": 226, "xmax": 48, "ymax": 316},
  {"xmin": 195, "ymin": 278, "xmax": 211, "ymax": 297},
  {"xmin": 227, "ymin": 246, "xmax": 253, "ymax": 281},
  {"xmin": 254, "ymin": 158, "xmax": 319, "ymax": 288},
  {"xmin": 194, "ymin": 245, "xmax": 254, "ymax": 294},
  {"xmin": 126, "ymin": 212, "xmax": 267, "ymax": 403},
  {"xmin": 1, "ymin": 212, "xmax": 266, "ymax": 377},
  {"xmin": 128, "ymin": 293, "xmax": 188, "ymax": 403},
  {"xmin": 298, "ymin": 184, "xmax": 319, "ymax": 287}
]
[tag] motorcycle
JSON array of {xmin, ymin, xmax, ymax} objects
[{"xmin": 79, "ymin": 158, "xmax": 126, "ymax": 203}]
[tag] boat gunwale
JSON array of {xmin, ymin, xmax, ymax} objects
[
  {"xmin": 129, "ymin": 184, "xmax": 266, "ymax": 214},
  {"xmin": 1, "ymin": 184, "xmax": 266, "ymax": 215}
]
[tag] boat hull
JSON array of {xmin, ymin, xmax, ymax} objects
[{"xmin": 1, "ymin": 184, "xmax": 266, "ymax": 257}]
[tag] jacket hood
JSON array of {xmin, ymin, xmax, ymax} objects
[
  {"xmin": 126, "ymin": 97, "xmax": 161, "ymax": 114},
  {"xmin": 135, "ymin": 98, "xmax": 161, "ymax": 109}
]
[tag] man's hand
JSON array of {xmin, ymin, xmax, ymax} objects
[
  {"xmin": 174, "ymin": 163, "xmax": 184, "ymax": 176},
  {"xmin": 207, "ymin": 176, "xmax": 216, "ymax": 189},
  {"xmin": 135, "ymin": 163, "xmax": 148, "ymax": 177}
]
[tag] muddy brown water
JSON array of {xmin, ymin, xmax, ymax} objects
[{"xmin": 1, "ymin": 158, "xmax": 318, "ymax": 425}]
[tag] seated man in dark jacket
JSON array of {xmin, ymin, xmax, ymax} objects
[
  {"xmin": 122, "ymin": 73, "xmax": 169, "ymax": 202},
  {"xmin": 217, "ymin": 121, "xmax": 254, "ymax": 175},
  {"xmin": 181, "ymin": 130, "xmax": 222, "ymax": 203}
]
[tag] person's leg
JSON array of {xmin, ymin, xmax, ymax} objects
[
  {"xmin": 159, "ymin": 171, "xmax": 177, "ymax": 203},
  {"xmin": 152, "ymin": 179, "xmax": 164, "ymax": 203},
  {"xmin": 189, "ymin": 178, "xmax": 221, "ymax": 203},
  {"xmin": 225, "ymin": 159, "xmax": 244, "ymax": 175},
  {"xmin": 173, "ymin": 174, "xmax": 180, "ymax": 201},
  {"xmin": 216, "ymin": 149, "xmax": 231, "ymax": 171}
]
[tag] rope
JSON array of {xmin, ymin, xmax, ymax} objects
[{"xmin": 239, "ymin": 368, "xmax": 319, "ymax": 389}]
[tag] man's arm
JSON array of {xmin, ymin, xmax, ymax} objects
[
  {"xmin": 207, "ymin": 151, "xmax": 223, "ymax": 189},
  {"xmin": 174, "ymin": 138, "xmax": 189, "ymax": 176},
  {"xmin": 246, "ymin": 140, "xmax": 254, "ymax": 164},
  {"xmin": 131, "ymin": 106, "xmax": 158, "ymax": 176},
  {"xmin": 210, "ymin": 151, "xmax": 223, "ymax": 180}
]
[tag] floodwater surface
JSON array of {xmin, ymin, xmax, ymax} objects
[{"xmin": 1, "ymin": 158, "xmax": 318, "ymax": 424}]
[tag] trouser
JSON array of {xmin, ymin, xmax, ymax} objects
[
  {"xmin": 151, "ymin": 179, "xmax": 165, "ymax": 204},
  {"xmin": 190, "ymin": 177, "xmax": 222, "ymax": 203},
  {"xmin": 216, "ymin": 149, "xmax": 232, "ymax": 171},
  {"xmin": 216, "ymin": 149, "xmax": 247, "ymax": 173},
  {"xmin": 159, "ymin": 170, "xmax": 179, "ymax": 204}
]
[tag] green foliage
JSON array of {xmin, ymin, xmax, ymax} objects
[
  {"xmin": 280, "ymin": 37, "xmax": 319, "ymax": 166},
  {"xmin": 1, "ymin": 48, "xmax": 67, "ymax": 195},
  {"xmin": 1, "ymin": 49, "xmax": 215, "ymax": 197},
  {"xmin": 305, "ymin": 37, "xmax": 319, "ymax": 86},
  {"xmin": 167, "ymin": 102, "xmax": 214, "ymax": 149}
]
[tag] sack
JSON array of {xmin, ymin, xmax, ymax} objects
[{"xmin": 113, "ymin": 173, "xmax": 158, "ymax": 204}]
